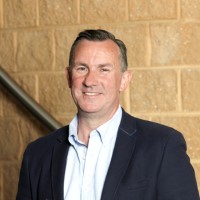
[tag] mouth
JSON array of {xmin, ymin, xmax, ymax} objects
[{"xmin": 83, "ymin": 92, "xmax": 100, "ymax": 96}]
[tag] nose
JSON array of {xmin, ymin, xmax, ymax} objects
[{"xmin": 83, "ymin": 70, "xmax": 97, "ymax": 87}]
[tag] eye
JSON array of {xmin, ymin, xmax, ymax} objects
[
  {"xmin": 75, "ymin": 66, "xmax": 88, "ymax": 73},
  {"xmin": 100, "ymin": 67, "xmax": 111, "ymax": 73},
  {"xmin": 101, "ymin": 68, "xmax": 109, "ymax": 71}
]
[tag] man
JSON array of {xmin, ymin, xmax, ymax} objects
[{"xmin": 17, "ymin": 29, "xmax": 199, "ymax": 200}]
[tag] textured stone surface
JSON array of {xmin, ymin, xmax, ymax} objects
[
  {"xmin": 181, "ymin": 69, "xmax": 200, "ymax": 111},
  {"xmin": 15, "ymin": 74, "xmax": 37, "ymax": 99},
  {"xmin": 181, "ymin": 0, "xmax": 200, "ymax": 19},
  {"xmin": 16, "ymin": 30, "xmax": 54, "ymax": 72},
  {"xmin": 0, "ymin": 167, "xmax": 4, "ymax": 199},
  {"xmin": 55, "ymin": 28, "xmax": 84, "ymax": 70},
  {"xmin": 55, "ymin": 29, "xmax": 71, "ymax": 71},
  {"xmin": 2, "ymin": 74, "xmax": 36, "ymax": 117},
  {"xmin": 0, "ymin": 87, "xmax": 2, "ymax": 117},
  {"xmin": 150, "ymin": 23, "xmax": 181, "ymax": 65},
  {"xmin": 4, "ymin": 0, "xmax": 36, "ymax": 28},
  {"xmin": 39, "ymin": 73, "xmax": 76, "ymax": 115},
  {"xmin": 151, "ymin": 23, "xmax": 200, "ymax": 66},
  {"xmin": 18, "ymin": 118, "xmax": 49, "ymax": 157},
  {"xmin": 129, "ymin": 0, "xmax": 177, "ymax": 20},
  {"xmin": 0, "ymin": 0, "xmax": 2, "ymax": 28},
  {"xmin": 151, "ymin": 116, "xmax": 200, "ymax": 160},
  {"xmin": 130, "ymin": 69, "xmax": 178, "ymax": 113},
  {"xmin": 101, "ymin": 25, "xmax": 149, "ymax": 68},
  {"xmin": 58, "ymin": 115, "xmax": 74, "ymax": 126},
  {"xmin": 80, "ymin": 0, "xmax": 127, "ymax": 23},
  {"xmin": 1, "ymin": 87, "xmax": 32, "ymax": 118},
  {"xmin": 39, "ymin": 0, "xmax": 78, "ymax": 25},
  {"xmin": 0, "ymin": 119, "xmax": 21, "ymax": 160},
  {"xmin": 180, "ymin": 23, "xmax": 200, "ymax": 65},
  {"xmin": 0, "ymin": 32, "xmax": 15, "ymax": 71},
  {"xmin": 120, "ymin": 89, "xmax": 130, "ymax": 112},
  {"xmin": 0, "ymin": 166, "xmax": 2, "ymax": 200},
  {"xmin": 2, "ymin": 163, "xmax": 20, "ymax": 200}
]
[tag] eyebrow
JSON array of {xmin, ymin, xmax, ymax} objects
[
  {"xmin": 73, "ymin": 62, "xmax": 113, "ymax": 68},
  {"xmin": 98, "ymin": 63, "xmax": 113, "ymax": 68},
  {"xmin": 73, "ymin": 62, "xmax": 87, "ymax": 67}
]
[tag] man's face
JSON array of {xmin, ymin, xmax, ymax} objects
[{"xmin": 67, "ymin": 39, "xmax": 131, "ymax": 118}]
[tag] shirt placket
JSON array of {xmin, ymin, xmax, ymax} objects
[{"xmin": 81, "ymin": 131, "xmax": 102, "ymax": 200}]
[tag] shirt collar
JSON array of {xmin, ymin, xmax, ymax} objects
[
  {"xmin": 68, "ymin": 106, "xmax": 122, "ymax": 146},
  {"xmin": 96, "ymin": 106, "xmax": 122, "ymax": 145},
  {"xmin": 68, "ymin": 115, "xmax": 81, "ymax": 146}
]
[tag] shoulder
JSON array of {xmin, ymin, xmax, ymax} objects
[
  {"xmin": 136, "ymin": 117, "xmax": 186, "ymax": 148},
  {"xmin": 123, "ymin": 112, "xmax": 188, "ymax": 165},
  {"xmin": 24, "ymin": 125, "xmax": 69, "ymax": 155},
  {"xmin": 121, "ymin": 110, "xmax": 185, "ymax": 146}
]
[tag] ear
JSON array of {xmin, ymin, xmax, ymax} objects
[
  {"xmin": 119, "ymin": 70, "xmax": 132, "ymax": 92},
  {"xmin": 65, "ymin": 67, "xmax": 72, "ymax": 88}
]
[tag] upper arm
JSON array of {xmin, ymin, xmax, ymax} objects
[
  {"xmin": 16, "ymin": 146, "xmax": 32, "ymax": 200},
  {"xmin": 157, "ymin": 131, "xmax": 199, "ymax": 199}
]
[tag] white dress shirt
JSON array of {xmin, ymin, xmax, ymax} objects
[{"xmin": 64, "ymin": 106, "xmax": 122, "ymax": 200}]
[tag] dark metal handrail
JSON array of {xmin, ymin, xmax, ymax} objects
[{"xmin": 0, "ymin": 66, "xmax": 62, "ymax": 131}]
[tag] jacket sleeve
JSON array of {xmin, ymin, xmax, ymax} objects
[
  {"xmin": 16, "ymin": 146, "xmax": 32, "ymax": 200},
  {"xmin": 157, "ymin": 131, "xmax": 199, "ymax": 200}
]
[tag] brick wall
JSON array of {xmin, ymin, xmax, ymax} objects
[{"xmin": 0, "ymin": 0, "xmax": 200, "ymax": 199}]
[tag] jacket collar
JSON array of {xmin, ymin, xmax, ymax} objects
[
  {"xmin": 51, "ymin": 126, "xmax": 70, "ymax": 200},
  {"xmin": 101, "ymin": 109, "xmax": 137, "ymax": 200}
]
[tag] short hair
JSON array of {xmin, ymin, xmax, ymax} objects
[{"xmin": 68, "ymin": 29, "xmax": 128, "ymax": 72}]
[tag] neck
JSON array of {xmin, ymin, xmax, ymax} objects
[{"xmin": 77, "ymin": 106, "xmax": 119, "ymax": 144}]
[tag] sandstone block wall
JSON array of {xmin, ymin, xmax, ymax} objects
[{"xmin": 0, "ymin": 0, "xmax": 200, "ymax": 199}]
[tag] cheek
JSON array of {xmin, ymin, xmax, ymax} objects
[
  {"xmin": 70, "ymin": 78, "xmax": 83, "ymax": 98},
  {"xmin": 104, "ymin": 76, "xmax": 122, "ymax": 93},
  {"xmin": 71, "ymin": 76, "xmax": 83, "ymax": 88}
]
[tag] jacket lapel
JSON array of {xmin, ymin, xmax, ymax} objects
[
  {"xmin": 51, "ymin": 127, "xmax": 70, "ymax": 200},
  {"xmin": 101, "ymin": 111, "xmax": 138, "ymax": 200}
]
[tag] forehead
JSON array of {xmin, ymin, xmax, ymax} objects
[{"xmin": 73, "ymin": 39, "xmax": 120, "ymax": 58}]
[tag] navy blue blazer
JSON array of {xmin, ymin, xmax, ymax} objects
[{"xmin": 17, "ymin": 110, "xmax": 199, "ymax": 200}]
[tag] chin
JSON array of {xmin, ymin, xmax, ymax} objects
[
  {"xmin": 82, "ymin": 109, "xmax": 100, "ymax": 114},
  {"xmin": 79, "ymin": 106, "xmax": 102, "ymax": 114}
]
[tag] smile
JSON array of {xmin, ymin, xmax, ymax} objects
[{"xmin": 83, "ymin": 92, "xmax": 100, "ymax": 96}]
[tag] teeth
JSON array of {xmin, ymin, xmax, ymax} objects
[{"xmin": 84, "ymin": 92, "xmax": 98, "ymax": 96}]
